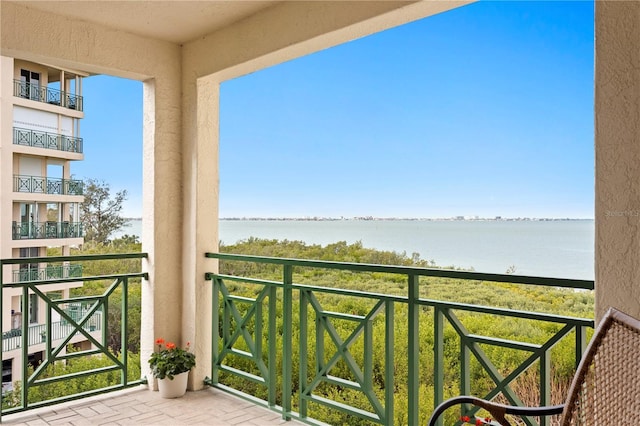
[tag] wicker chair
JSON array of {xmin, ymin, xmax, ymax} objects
[{"xmin": 427, "ymin": 307, "xmax": 640, "ymax": 426}]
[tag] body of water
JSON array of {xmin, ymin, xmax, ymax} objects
[{"xmin": 118, "ymin": 219, "xmax": 594, "ymax": 280}]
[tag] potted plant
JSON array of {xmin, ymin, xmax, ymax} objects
[{"xmin": 149, "ymin": 338, "xmax": 196, "ymax": 398}]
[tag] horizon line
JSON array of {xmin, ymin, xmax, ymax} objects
[{"xmin": 123, "ymin": 216, "xmax": 595, "ymax": 221}]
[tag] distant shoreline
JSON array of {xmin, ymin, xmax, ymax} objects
[
  {"xmin": 124, "ymin": 217, "xmax": 594, "ymax": 222},
  {"xmin": 219, "ymin": 217, "xmax": 594, "ymax": 222},
  {"xmin": 117, "ymin": 216, "xmax": 594, "ymax": 279}
]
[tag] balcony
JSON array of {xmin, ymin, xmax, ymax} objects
[
  {"xmin": 13, "ymin": 80, "xmax": 83, "ymax": 111},
  {"xmin": 12, "ymin": 264, "xmax": 82, "ymax": 283},
  {"xmin": 11, "ymin": 222, "xmax": 83, "ymax": 240},
  {"xmin": 13, "ymin": 175, "xmax": 83, "ymax": 196},
  {"xmin": 2, "ymin": 311, "xmax": 102, "ymax": 353},
  {"xmin": 0, "ymin": 252, "xmax": 594, "ymax": 425},
  {"xmin": 13, "ymin": 127, "xmax": 83, "ymax": 154}
]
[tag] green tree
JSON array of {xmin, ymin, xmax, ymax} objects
[{"xmin": 80, "ymin": 178, "xmax": 128, "ymax": 244}]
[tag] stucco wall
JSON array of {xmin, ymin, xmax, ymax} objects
[
  {"xmin": 595, "ymin": 1, "xmax": 640, "ymax": 321},
  {"xmin": 1, "ymin": 56, "xmax": 14, "ymax": 266}
]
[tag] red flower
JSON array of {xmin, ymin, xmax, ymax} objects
[
  {"xmin": 476, "ymin": 419, "xmax": 483, "ymax": 426},
  {"xmin": 485, "ymin": 418, "xmax": 492, "ymax": 423},
  {"xmin": 460, "ymin": 416, "xmax": 471, "ymax": 423},
  {"xmin": 148, "ymin": 338, "xmax": 196, "ymax": 380}
]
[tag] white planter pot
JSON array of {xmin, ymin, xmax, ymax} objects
[{"xmin": 157, "ymin": 371, "xmax": 189, "ymax": 398}]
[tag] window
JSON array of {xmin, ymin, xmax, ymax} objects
[
  {"xmin": 2, "ymin": 360, "xmax": 12, "ymax": 393},
  {"xmin": 28, "ymin": 293, "xmax": 38, "ymax": 324},
  {"xmin": 19, "ymin": 247, "xmax": 39, "ymax": 281},
  {"xmin": 20, "ymin": 69, "xmax": 40, "ymax": 100},
  {"xmin": 15, "ymin": 295, "xmax": 36, "ymax": 324}
]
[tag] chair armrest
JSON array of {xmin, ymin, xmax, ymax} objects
[{"xmin": 427, "ymin": 396, "xmax": 564, "ymax": 426}]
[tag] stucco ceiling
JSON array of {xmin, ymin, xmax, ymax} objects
[{"xmin": 9, "ymin": 1, "xmax": 281, "ymax": 44}]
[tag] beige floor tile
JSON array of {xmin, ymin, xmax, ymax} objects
[{"xmin": 1, "ymin": 387, "xmax": 304, "ymax": 426}]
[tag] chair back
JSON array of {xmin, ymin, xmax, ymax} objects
[{"xmin": 561, "ymin": 308, "xmax": 640, "ymax": 425}]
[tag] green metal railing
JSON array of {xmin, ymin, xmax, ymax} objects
[
  {"xmin": 12, "ymin": 221, "xmax": 83, "ymax": 240},
  {"xmin": 13, "ymin": 80, "xmax": 83, "ymax": 111},
  {"xmin": 0, "ymin": 253, "xmax": 147, "ymax": 417},
  {"xmin": 14, "ymin": 175, "xmax": 83, "ymax": 195},
  {"xmin": 205, "ymin": 253, "xmax": 594, "ymax": 426},
  {"xmin": 12, "ymin": 264, "xmax": 83, "ymax": 283},
  {"xmin": 13, "ymin": 127, "xmax": 83, "ymax": 154}
]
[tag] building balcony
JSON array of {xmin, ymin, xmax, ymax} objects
[
  {"xmin": 13, "ymin": 127, "xmax": 83, "ymax": 154},
  {"xmin": 11, "ymin": 264, "xmax": 82, "ymax": 283},
  {"xmin": 0, "ymin": 252, "xmax": 594, "ymax": 425},
  {"xmin": 13, "ymin": 175, "xmax": 84, "ymax": 196},
  {"xmin": 13, "ymin": 80, "xmax": 83, "ymax": 111},
  {"xmin": 11, "ymin": 221, "xmax": 83, "ymax": 240},
  {"xmin": 2, "ymin": 310, "xmax": 101, "ymax": 353}
]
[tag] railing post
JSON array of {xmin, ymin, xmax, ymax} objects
[
  {"xmin": 299, "ymin": 289, "xmax": 308, "ymax": 418},
  {"xmin": 21, "ymin": 285, "xmax": 29, "ymax": 409},
  {"xmin": 121, "ymin": 278, "xmax": 129, "ymax": 385},
  {"xmin": 210, "ymin": 273, "xmax": 220, "ymax": 384},
  {"xmin": 460, "ymin": 335, "xmax": 471, "ymax": 415},
  {"xmin": 433, "ymin": 307, "xmax": 444, "ymax": 426},
  {"xmin": 268, "ymin": 282, "xmax": 277, "ymax": 408},
  {"xmin": 539, "ymin": 352, "xmax": 550, "ymax": 426},
  {"xmin": 102, "ymin": 297, "xmax": 109, "ymax": 351},
  {"xmin": 385, "ymin": 300, "xmax": 395, "ymax": 425},
  {"xmin": 282, "ymin": 264, "xmax": 293, "ymax": 420},
  {"xmin": 576, "ymin": 325, "xmax": 587, "ymax": 367},
  {"xmin": 407, "ymin": 274, "xmax": 419, "ymax": 426}
]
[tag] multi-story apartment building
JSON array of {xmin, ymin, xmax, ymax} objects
[{"xmin": 1, "ymin": 57, "xmax": 94, "ymax": 391}]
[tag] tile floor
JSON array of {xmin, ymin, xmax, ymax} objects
[{"xmin": 1, "ymin": 386, "xmax": 303, "ymax": 426}]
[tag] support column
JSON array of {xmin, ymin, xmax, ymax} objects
[
  {"xmin": 180, "ymin": 73, "xmax": 217, "ymax": 391},
  {"xmin": 140, "ymin": 74, "xmax": 183, "ymax": 383},
  {"xmin": 595, "ymin": 1, "xmax": 640, "ymax": 321}
]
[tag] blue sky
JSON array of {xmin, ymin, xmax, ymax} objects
[{"xmin": 74, "ymin": 0, "xmax": 594, "ymax": 219}]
